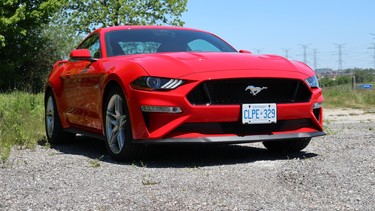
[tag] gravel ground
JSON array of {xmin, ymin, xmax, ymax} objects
[{"xmin": 1, "ymin": 109, "xmax": 375, "ymax": 210}]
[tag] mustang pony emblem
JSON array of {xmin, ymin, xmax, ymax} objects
[{"xmin": 245, "ymin": 85, "xmax": 268, "ymax": 96}]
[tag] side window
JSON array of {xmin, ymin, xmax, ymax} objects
[
  {"xmin": 78, "ymin": 35, "xmax": 101, "ymax": 58},
  {"xmin": 187, "ymin": 39, "xmax": 221, "ymax": 52}
]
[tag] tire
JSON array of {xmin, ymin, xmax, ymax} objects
[
  {"xmin": 45, "ymin": 91, "xmax": 75, "ymax": 144},
  {"xmin": 103, "ymin": 87, "xmax": 142, "ymax": 161},
  {"xmin": 262, "ymin": 138, "xmax": 311, "ymax": 153}
]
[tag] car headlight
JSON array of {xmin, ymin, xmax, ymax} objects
[
  {"xmin": 131, "ymin": 76, "xmax": 184, "ymax": 90},
  {"xmin": 305, "ymin": 75, "xmax": 319, "ymax": 88}
]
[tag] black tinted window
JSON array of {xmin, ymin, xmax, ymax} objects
[
  {"xmin": 105, "ymin": 29, "xmax": 237, "ymax": 57},
  {"xmin": 78, "ymin": 34, "xmax": 101, "ymax": 58}
]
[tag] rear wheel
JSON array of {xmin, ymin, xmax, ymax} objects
[
  {"xmin": 45, "ymin": 91, "xmax": 75, "ymax": 144},
  {"xmin": 262, "ymin": 138, "xmax": 311, "ymax": 153},
  {"xmin": 104, "ymin": 87, "xmax": 142, "ymax": 161}
]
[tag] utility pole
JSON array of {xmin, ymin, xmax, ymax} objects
[
  {"xmin": 282, "ymin": 48, "xmax": 291, "ymax": 59},
  {"xmin": 334, "ymin": 43, "xmax": 345, "ymax": 71},
  {"xmin": 299, "ymin": 44, "xmax": 310, "ymax": 64}
]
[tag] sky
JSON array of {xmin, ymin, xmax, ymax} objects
[{"xmin": 182, "ymin": 0, "xmax": 375, "ymax": 70}]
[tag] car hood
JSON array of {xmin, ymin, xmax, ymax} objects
[{"xmin": 121, "ymin": 52, "xmax": 313, "ymax": 78}]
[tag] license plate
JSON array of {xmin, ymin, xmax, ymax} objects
[{"xmin": 242, "ymin": 103, "xmax": 277, "ymax": 124}]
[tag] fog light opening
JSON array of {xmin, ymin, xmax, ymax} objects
[
  {"xmin": 313, "ymin": 102, "xmax": 323, "ymax": 109},
  {"xmin": 312, "ymin": 102, "xmax": 323, "ymax": 122},
  {"xmin": 141, "ymin": 105, "xmax": 182, "ymax": 113}
]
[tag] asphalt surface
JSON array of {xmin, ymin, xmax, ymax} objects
[{"xmin": 0, "ymin": 109, "xmax": 374, "ymax": 210}]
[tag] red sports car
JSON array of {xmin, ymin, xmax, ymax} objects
[{"xmin": 45, "ymin": 26, "xmax": 325, "ymax": 161}]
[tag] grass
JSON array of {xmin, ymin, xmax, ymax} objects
[
  {"xmin": 322, "ymin": 84, "xmax": 375, "ymax": 110},
  {"xmin": 0, "ymin": 92, "xmax": 45, "ymax": 161}
]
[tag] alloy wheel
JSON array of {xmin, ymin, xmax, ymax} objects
[
  {"xmin": 105, "ymin": 94, "xmax": 127, "ymax": 154},
  {"xmin": 46, "ymin": 96, "xmax": 55, "ymax": 138}
]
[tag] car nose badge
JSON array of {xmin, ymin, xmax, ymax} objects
[{"xmin": 245, "ymin": 85, "xmax": 268, "ymax": 96}]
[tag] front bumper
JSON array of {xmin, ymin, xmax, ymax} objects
[
  {"xmin": 126, "ymin": 73, "xmax": 325, "ymax": 141},
  {"xmin": 133, "ymin": 131, "xmax": 326, "ymax": 144}
]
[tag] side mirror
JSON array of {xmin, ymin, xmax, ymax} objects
[
  {"xmin": 239, "ymin": 50, "xmax": 252, "ymax": 54},
  {"xmin": 69, "ymin": 49, "xmax": 96, "ymax": 61}
]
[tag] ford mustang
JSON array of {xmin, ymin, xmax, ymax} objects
[{"xmin": 45, "ymin": 26, "xmax": 325, "ymax": 161}]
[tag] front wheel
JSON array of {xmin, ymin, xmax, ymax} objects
[
  {"xmin": 45, "ymin": 91, "xmax": 75, "ymax": 144},
  {"xmin": 262, "ymin": 138, "xmax": 311, "ymax": 153},
  {"xmin": 104, "ymin": 87, "xmax": 142, "ymax": 161}
]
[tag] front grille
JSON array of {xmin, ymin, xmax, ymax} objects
[{"xmin": 187, "ymin": 78, "xmax": 311, "ymax": 105}]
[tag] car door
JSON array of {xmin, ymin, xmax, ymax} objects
[{"xmin": 63, "ymin": 34, "xmax": 104, "ymax": 132}]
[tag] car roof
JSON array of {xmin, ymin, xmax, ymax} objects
[{"xmin": 94, "ymin": 25, "xmax": 206, "ymax": 34}]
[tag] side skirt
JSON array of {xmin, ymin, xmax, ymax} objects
[{"xmin": 64, "ymin": 128, "xmax": 106, "ymax": 141}]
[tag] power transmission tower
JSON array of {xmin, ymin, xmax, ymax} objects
[
  {"xmin": 299, "ymin": 44, "xmax": 310, "ymax": 64},
  {"xmin": 313, "ymin": 49, "xmax": 318, "ymax": 71},
  {"xmin": 334, "ymin": 43, "xmax": 345, "ymax": 71},
  {"xmin": 282, "ymin": 48, "xmax": 291, "ymax": 59},
  {"xmin": 370, "ymin": 33, "xmax": 375, "ymax": 69},
  {"xmin": 369, "ymin": 43, "xmax": 375, "ymax": 70},
  {"xmin": 254, "ymin": 48, "xmax": 263, "ymax": 54}
]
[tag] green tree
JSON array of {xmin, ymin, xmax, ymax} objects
[
  {"xmin": 336, "ymin": 75, "xmax": 351, "ymax": 85},
  {"xmin": 0, "ymin": 0, "xmax": 62, "ymax": 47},
  {"xmin": 319, "ymin": 77, "xmax": 336, "ymax": 87},
  {"xmin": 0, "ymin": 0, "xmax": 63, "ymax": 92},
  {"xmin": 61, "ymin": 0, "xmax": 188, "ymax": 33},
  {"xmin": 354, "ymin": 69, "xmax": 374, "ymax": 83},
  {"xmin": 0, "ymin": 0, "xmax": 188, "ymax": 92}
]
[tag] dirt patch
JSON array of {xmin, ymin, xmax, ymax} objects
[{"xmin": 325, "ymin": 108, "xmax": 375, "ymax": 124}]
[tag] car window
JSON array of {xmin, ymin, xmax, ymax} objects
[
  {"xmin": 78, "ymin": 34, "xmax": 101, "ymax": 58},
  {"xmin": 118, "ymin": 42, "xmax": 160, "ymax": 55},
  {"xmin": 187, "ymin": 39, "xmax": 221, "ymax": 52},
  {"xmin": 105, "ymin": 29, "xmax": 237, "ymax": 57}
]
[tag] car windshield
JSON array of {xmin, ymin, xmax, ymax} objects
[{"xmin": 105, "ymin": 29, "xmax": 237, "ymax": 57}]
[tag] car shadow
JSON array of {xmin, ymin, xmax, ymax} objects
[{"xmin": 44, "ymin": 136, "xmax": 318, "ymax": 168}]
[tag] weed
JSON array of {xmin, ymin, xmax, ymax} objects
[
  {"xmin": 336, "ymin": 114, "xmax": 348, "ymax": 117},
  {"xmin": 89, "ymin": 159, "xmax": 101, "ymax": 168},
  {"xmin": 131, "ymin": 160, "xmax": 147, "ymax": 167},
  {"xmin": 323, "ymin": 125, "xmax": 335, "ymax": 135},
  {"xmin": 89, "ymin": 156, "xmax": 103, "ymax": 168},
  {"xmin": 141, "ymin": 179, "xmax": 159, "ymax": 186},
  {"xmin": 323, "ymin": 84, "xmax": 375, "ymax": 109},
  {"xmin": 140, "ymin": 160, "xmax": 146, "ymax": 167},
  {"xmin": 141, "ymin": 175, "xmax": 160, "ymax": 186},
  {"xmin": 0, "ymin": 92, "xmax": 45, "ymax": 161},
  {"xmin": 324, "ymin": 119, "xmax": 332, "ymax": 125},
  {"xmin": 48, "ymin": 152, "xmax": 61, "ymax": 156}
]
